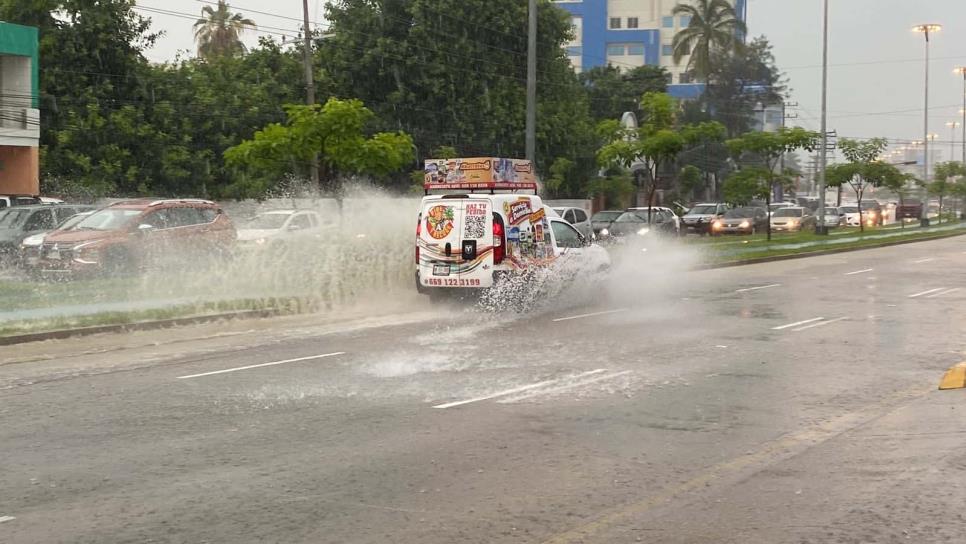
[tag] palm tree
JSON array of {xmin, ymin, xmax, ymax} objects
[
  {"xmin": 670, "ymin": 0, "xmax": 746, "ymax": 82},
  {"xmin": 193, "ymin": 1, "xmax": 256, "ymax": 59}
]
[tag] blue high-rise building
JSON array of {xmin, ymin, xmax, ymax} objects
[{"xmin": 552, "ymin": 0, "xmax": 747, "ymax": 99}]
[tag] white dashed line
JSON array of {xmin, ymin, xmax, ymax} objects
[
  {"xmin": 176, "ymin": 352, "xmax": 346, "ymax": 379},
  {"xmin": 736, "ymin": 283, "xmax": 781, "ymax": 293},
  {"xmin": 772, "ymin": 317, "xmax": 825, "ymax": 330},
  {"xmin": 552, "ymin": 309, "xmax": 627, "ymax": 322},
  {"xmin": 0, "ymin": 516, "xmax": 15, "ymax": 524},
  {"xmin": 908, "ymin": 288, "xmax": 946, "ymax": 298},
  {"xmin": 432, "ymin": 369, "xmax": 608, "ymax": 409},
  {"xmin": 844, "ymin": 268, "xmax": 874, "ymax": 276},
  {"xmin": 926, "ymin": 287, "xmax": 961, "ymax": 298},
  {"xmin": 913, "ymin": 257, "xmax": 935, "ymax": 263},
  {"xmin": 791, "ymin": 317, "xmax": 848, "ymax": 331},
  {"xmin": 505, "ymin": 371, "xmax": 634, "ymax": 402}
]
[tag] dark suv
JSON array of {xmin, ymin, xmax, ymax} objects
[
  {"xmin": 38, "ymin": 199, "xmax": 236, "ymax": 276},
  {"xmin": 682, "ymin": 203, "xmax": 728, "ymax": 235},
  {"xmin": 0, "ymin": 205, "xmax": 96, "ymax": 263}
]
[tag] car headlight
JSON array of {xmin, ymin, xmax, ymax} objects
[
  {"xmin": 788, "ymin": 219, "xmax": 799, "ymax": 227},
  {"xmin": 254, "ymin": 238, "xmax": 267, "ymax": 245},
  {"xmin": 600, "ymin": 228, "xmax": 609, "ymax": 236},
  {"xmin": 739, "ymin": 220, "xmax": 750, "ymax": 228},
  {"xmin": 21, "ymin": 233, "xmax": 45, "ymax": 248},
  {"xmin": 712, "ymin": 220, "xmax": 723, "ymax": 229},
  {"xmin": 636, "ymin": 227, "xmax": 650, "ymax": 236}
]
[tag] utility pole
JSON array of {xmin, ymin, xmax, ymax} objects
[
  {"xmin": 302, "ymin": 0, "xmax": 315, "ymax": 105},
  {"xmin": 525, "ymin": 0, "xmax": 537, "ymax": 163},
  {"xmin": 816, "ymin": 0, "xmax": 829, "ymax": 234},
  {"xmin": 302, "ymin": 0, "xmax": 319, "ymax": 187}
]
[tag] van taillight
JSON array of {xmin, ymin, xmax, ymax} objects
[
  {"xmin": 415, "ymin": 216, "xmax": 421, "ymax": 264},
  {"xmin": 492, "ymin": 216, "xmax": 505, "ymax": 265}
]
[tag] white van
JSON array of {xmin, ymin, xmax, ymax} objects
[{"xmin": 416, "ymin": 193, "xmax": 608, "ymax": 297}]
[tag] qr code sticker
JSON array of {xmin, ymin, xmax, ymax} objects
[{"xmin": 463, "ymin": 215, "xmax": 486, "ymax": 239}]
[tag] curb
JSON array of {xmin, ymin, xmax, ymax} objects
[
  {"xmin": 698, "ymin": 228, "xmax": 966, "ymax": 270},
  {"xmin": 0, "ymin": 308, "xmax": 284, "ymax": 347}
]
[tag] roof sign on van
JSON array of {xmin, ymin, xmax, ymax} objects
[{"xmin": 424, "ymin": 158, "xmax": 537, "ymax": 191}]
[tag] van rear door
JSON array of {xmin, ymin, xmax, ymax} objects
[
  {"xmin": 455, "ymin": 199, "xmax": 492, "ymax": 288},
  {"xmin": 418, "ymin": 198, "xmax": 492, "ymax": 288},
  {"xmin": 419, "ymin": 199, "xmax": 463, "ymax": 287}
]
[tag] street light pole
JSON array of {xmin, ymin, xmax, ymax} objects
[
  {"xmin": 947, "ymin": 122, "xmax": 960, "ymax": 161},
  {"xmin": 302, "ymin": 0, "xmax": 319, "ymax": 187},
  {"xmin": 816, "ymin": 0, "xmax": 829, "ymax": 235},
  {"xmin": 956, "ymin": 67, "xmax": 966, "ymax": 163},
  {"xmin": 913, "ymin": 24, "xmax": 941, "ymax": 226},
  {"xmin": 525, "ymin": 0, "xmax": 537, "ymax": 163}
]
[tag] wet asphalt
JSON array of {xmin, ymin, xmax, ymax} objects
[{"xmin": 2, "ymin": 236, "xmax": 966, "ymax": 543}]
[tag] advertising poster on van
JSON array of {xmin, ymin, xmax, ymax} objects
[{"xmin": 423, "ymin": 158, "xmax": 537, "ymax": 190}]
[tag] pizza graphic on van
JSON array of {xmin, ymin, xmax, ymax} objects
[{"xmin": 426, "ymin": 205, "xmax": 455, "ymax": 240}]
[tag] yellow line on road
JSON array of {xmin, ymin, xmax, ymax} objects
[{"xmin": 539, "ymin": 386, "xmax": 930, "ymax": 544}]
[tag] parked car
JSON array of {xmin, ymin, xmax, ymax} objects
[
  {"xmin": 606, "ymin": 208, "xmax": 680, "ymax": 238},
  {"xmin": 681, "ymin": 203, "xmax": 727, "ymax": 235},
  {"xmin": 770, "ymin": 206, "xmax": 815, "ymax": 232},
  {"xmin": 860, "ymin": 201, "xmax": 884, "ymax": 226},
  {"xmin": 0, "ymin": 195, "xmax": 42, "ymax": 209},
  {"xmin": 710, "ymin": 206, "xmax": 769, "ymax": 235},
  {"xmin": 817, "ymin": 207, "xmax": 845, "ymax": 228},
  {"xmin": 0, "ymin": 204, "xmax": 96, "ymax": 264},
  {"xmin": 627, "ymin": 207, "xmax": 681, "ymax": 232},
  {"xmin": 552, "ymin": 207, "xmax": 593, "ymax": 239},
  {"xmin": 37, "ymin": 199, "xmax": 235, "ymax": 276},
  {"xmin": 20, "ymin": 210, "xmax": 94, "ymax": 269},
  {"xmin": 236, "ymin": 209, "xmax": 330, "ymax": 251},
  {"xmin": 769, "ymin": 202, "xmax": 798, "ymax": 216},
  {"xmin": 590, "ymin": 210, "xmax": 623, "ymax": 238},
  {"xmin": 895, "ymin": 200, "xmax": 923, "ymax": 222}
]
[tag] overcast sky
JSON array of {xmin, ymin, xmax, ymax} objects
[{"xmin": 140, "ymin": 0, "xmax": 966, "ymax": 161}]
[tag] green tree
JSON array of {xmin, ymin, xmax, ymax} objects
[
  {"xmin": 825, "ymin": 138, "xmax": 890, "ymax": 232},
  {"xmin": 932, "ymin": 161, "xmax": 966, "ymax": 223},
  {"xmin": 193, "ymin": 0, "xmax": 255, "ymax": 59},
  {"xmin": 579, "ymin": 65, "xmax": 668, "ymax": 122},
  {"xmin": 224, "ymin": 98, "xmax": 415, "ymax": 195},
  {"xmin": 671, "ymin": 0, "xmax": 747, "ymax": 82},
  {"xmin": 321, "ymin": 0, "xmax": 598, "ymax": 188},
  {"xmin": 703, "ymin": 36, "xmax": 786, "ymax": 137},
  {"xmin": 725, "ymin": 127, "xmax": 819, "ymax": 239},
  {"xmin": 597, "ymin": 92, "xmax": 686, "ymax": 223},
  {"xmin": 676, "ymin": 165, "xmax": 704, "ymax": 201}
]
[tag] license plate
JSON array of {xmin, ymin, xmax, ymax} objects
[
  {"xmin": 433, "ymin": 264, "xmax": 450, "ymax": 276},
  {"xmin": 47, "ymin": 250, "xmax": 60, "ymax": 260}
]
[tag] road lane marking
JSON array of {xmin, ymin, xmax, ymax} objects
[
  {"xmin": 771, "ymin": 317, "xmax": 824, "ymax": 330},
  {"xmin": 908, "ymin": 287, "xmax": 946, "ymax": 298},
  {"xmin": 791, "ymin": 316, "xmax": 848, "ymax": 331},
  {"xmin": 735, "ymin": 283, "xmax": 781, "ymax": 293},
  {"xmin": 926, "ymin": 287, "xmax": 961, "ymax": 298},
  {"xmin": 505, "ymin": 371, "xmax": 634, "ymax": 402},
  {"xmin": 539, "ymin": 385, "xmax": 930, "ymax": 544},
  {"xmin": 432, "ymin": 369, "xmax": 608, "ymax": 409},
  {"xmin": 552, "ymin": 309, "xmax": 627, "ymax": 322},
  {"xmin": 913, "ymin": 257, "xmax": 935, "ymax": 263},
  {"xmin": 176, "ymin": 352, "xmax": 346, "ymax": 379},
  {"xmin": 844, "ymin": 268, "xmax": 873, "ymax": 276},
  {"xmin": 0, "ymin": 516, "xmax": 14, "ymax": 524}
]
